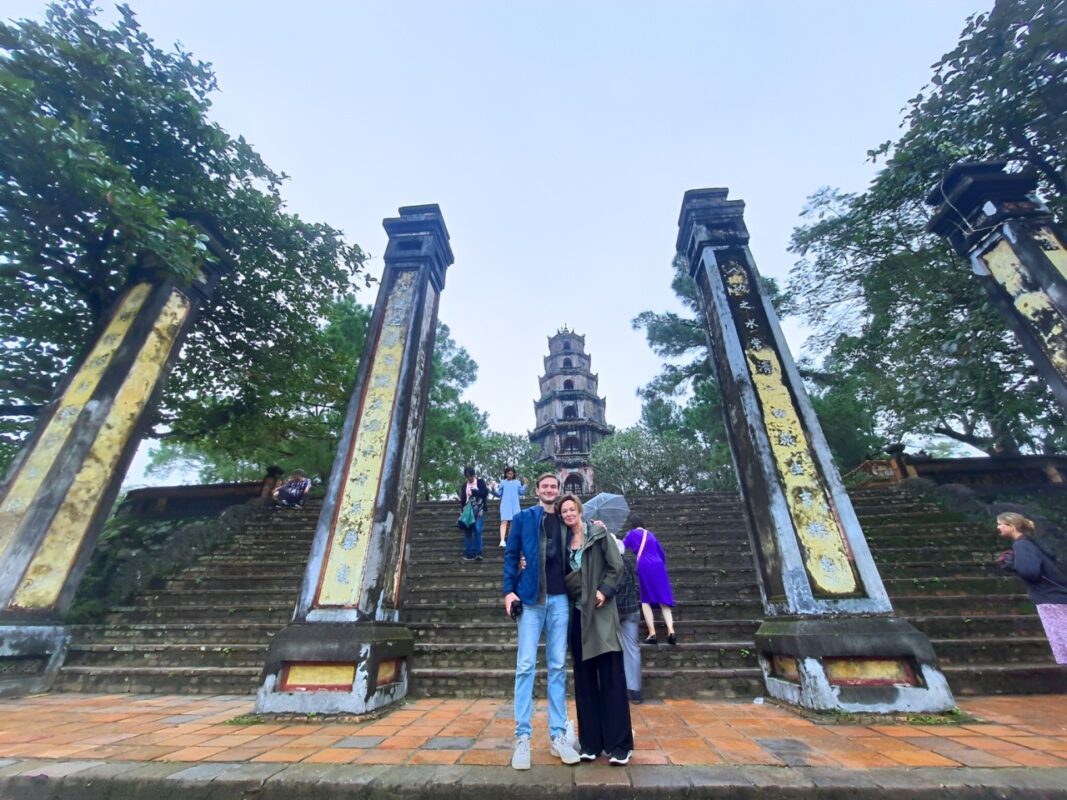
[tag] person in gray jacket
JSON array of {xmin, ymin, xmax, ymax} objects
[{"xmin": 559, "ymin": 493, "xmax": 634, "ymax": 765}]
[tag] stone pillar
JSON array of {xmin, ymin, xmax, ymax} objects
[
  {"xmin": 0, "ymin": 218, "xmax": 231, "ymax": 696},
  {"xmin": 927, "ymin": 161, "xmax": 1067, "ymax": 412},
  {"xmin": 677, "ymin": 189, "xmax": 954, "ymax": 712},
  {"xmin": 256, "ymin": 205, "xmax": 452, "ymax": 715}
]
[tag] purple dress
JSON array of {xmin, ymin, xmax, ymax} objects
[{"xmin": 623, "ymin": 527, "xmax": 674, "ymax": 607}]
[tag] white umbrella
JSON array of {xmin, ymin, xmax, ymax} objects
[{"xmin": 582, "ymin": 493, "xmax": 631, "ymax": 535}]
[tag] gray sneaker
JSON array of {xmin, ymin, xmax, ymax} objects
[
  {"xmin": 511, "ymin": 735, "xmax": 531, "ymax": 770},
  {"xmin": 550, "ymin": 732, "xmax": 580, "ymax": 765}
]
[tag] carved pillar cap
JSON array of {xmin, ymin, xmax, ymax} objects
[
  {"xmin": 382, "ymin": 204, "xmax": 454, "ymax": 291},
  {"xmin": 926, "ymin": 161, "xmax": 1047, "ymax": 256},
  {"xmin": 676, "ymin": 189, "xmax": 748, "ymax": 274}
]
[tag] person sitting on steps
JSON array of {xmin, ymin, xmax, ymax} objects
[{"xmin": 272, "ymin": 469, "xmax": 311, "ymax": 508}]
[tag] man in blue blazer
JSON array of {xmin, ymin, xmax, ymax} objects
[{"xmin": 502, "ymin": 472, "xmax": 580, "ymax": 770}]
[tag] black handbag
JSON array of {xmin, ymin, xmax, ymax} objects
[{"xmin": 564, "ymin": 567, "xmax": 582, "ymax": 601}]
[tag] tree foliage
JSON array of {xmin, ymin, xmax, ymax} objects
[
  {"xmin": 0, "ymin": 1, "xmax": 368, "ymax": 469},
  {"xmin": 788, "ymin": 0, "xmax": 1067, "ymax": 456},
  {"xmin": 590, "ymin": 426, "xmax": 735, "ymax": 495},
  {"xmin": 148, "ymin": 298, "xmax": 373, "ymax": 483}
]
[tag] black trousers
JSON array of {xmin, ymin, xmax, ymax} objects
[{"xmin": 568, "ymin": 609, "xmax": 634, "ymax": 755}]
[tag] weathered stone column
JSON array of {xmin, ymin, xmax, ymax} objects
[
  {"xmin": 0, "ymin": 218, "xmax": 231, "ymax": 696},
  {"xmin": 927, "ymin": 162, "xmax": 1067, "ymax": 412},
  {"xmin": 677, "ymin": 189, "xmax": 954, "ymax": 712},
  {"xmin": 256, "ymin": 205, "xmax": 452, "ymax": 715}
]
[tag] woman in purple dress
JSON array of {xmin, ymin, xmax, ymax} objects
[{"xmin": 622, "ymin": 515, "xmax": 677, "ymax": 646}]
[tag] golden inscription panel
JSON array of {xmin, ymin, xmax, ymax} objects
[
  {"xmin": 720, "ymin": 260, "xmax": 858, "ymax": 596},
  {"xmin": 281, "ymin": 663, "xmax": 356, "ymax": 691},
  {"xmin": 315, "ymin": 271, "xmax": 416, "ymax": 607},
  {"xmin": 10, "ymin": 290, "xmax": 190, "ymax": 610},
  {"xmin": 1033, "ymin": 226, "xmax": 1067, "ymax": 283},
  {"xmin": 983, "ymin": 239, "xmax": 1067, "ymax": 374},
  {"xmin": 0, "ymin": 283, "xmax": 151, "ymax": 562}
]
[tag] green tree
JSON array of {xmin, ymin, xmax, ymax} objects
[
  {"xmin": 870, "ymin": 0, "xmax": 1065, "ymax": 219},
  {"xmin": 787, "ymin": 0, "xmax": 1067, "ymax": 455},
  {"xmin": 148, "ymin": 298, "xmax": 373, "ymax": 483},
  {"xmin": 590, "ymin": 426, "xmax": 735, "ymax": 495},
  {"xmin": 0, "ymin": 1, "xmax": 367, "ymax": 469}
]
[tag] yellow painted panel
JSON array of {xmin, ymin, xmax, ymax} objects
[
  {"xmin": 982, "ymin": 239, "xmax": 1027, "ymax": 295},
  {"xmin": 10, "ymin": 290, "xmax": 190, "ymax": 610},
  {"xmin": 983, "ymin": 239, "xmax": 1067, "ymax": 374},
  {"xmin": 747, "ymin": 346, "xmax": 858, "ymax": 596},
  {"xmin": 376, "ymin": 657, "xmax": 401, "ymax": 686},
  {"xmin": 772, "ymin": 655, "xmax": 799, "ymax": 682},
  {"xmin": 824, "ymin": 657, "xmax": 916, "ymax": 686},
  {"xmin": 0, "ymin": 284, "xmax": 151, "ymax": 560},
  {"xmin": 316, "ymin": 271, "xmax": 416, "ymax": 607},
  {"xmin": 283, "ymin": 663, "xmax": 356, "ymax": 690},
  {"xmin": 1033, "ymin": 226, "xmax": 1067, "ymax": 282}
]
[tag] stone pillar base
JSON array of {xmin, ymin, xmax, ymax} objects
[
  {"xmin": 255, "ymin": 623, "xmax": 414, "ymax": 715},
  {"xmin": 754, "ymin": 617, "xmax": 955, "ymax": 713},
  {"xmin": 0, "ymin": 625, "xmax": 69, "ymax": 698}
]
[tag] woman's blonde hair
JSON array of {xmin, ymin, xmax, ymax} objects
[
  {"xmin": 556, "ymin": 493, "xmax": 584, "ymax": 531},
  {"xmin": 997, "ymin": 512, "xmax": 1035, "ymax": 535}
]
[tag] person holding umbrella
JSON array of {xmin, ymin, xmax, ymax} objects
[{"xmin": 623, "ymin": 514, "xmax": 677, "ymax": 646}]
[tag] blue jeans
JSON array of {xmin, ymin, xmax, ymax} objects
[
  {"xmin": 514, "ymin": 593, "xmax": 569, "ymax": 739},
  {"xmin": 463, "ymin": 516, "xmax": 484, "ymax": 558}
]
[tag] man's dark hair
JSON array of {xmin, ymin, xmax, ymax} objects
[
  {"xmin": 624, "ymin": 513, "xmax": 644, "ymax": 530},
  {"xmin": 464, "ymin": 466, "xmax": 476, "ymax": 478}
]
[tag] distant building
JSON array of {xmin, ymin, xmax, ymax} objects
[{"xmin": 528, "ymin": 327, "xmax": 613, "ymax": 494}]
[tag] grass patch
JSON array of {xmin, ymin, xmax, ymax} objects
[
  {"xmin": 801, "ymin": 705, "xmax": 979, "ymax": 726},
  {"xmin": 226, "ymin": 713, "xmax": 265, "ymax": 725}
]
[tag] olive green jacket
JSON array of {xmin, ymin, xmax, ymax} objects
[{"xmin": 571, "ymin": 522, "xmax": 623, "ymax": 661}]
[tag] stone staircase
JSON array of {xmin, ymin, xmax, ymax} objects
[{"xmin": 52, "ymin": 487, "xmax": 1067, "ymax": 697}]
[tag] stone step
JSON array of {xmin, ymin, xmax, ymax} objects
[
  {"xmin": 105, "ymin": 605, "xmax": 291, "ymax": 624},
  {"xmin": 63, "ymin": 643, "xmax": 268, "ymax": 668},
  {"xmin": 410, "ymin": 667, "xmax": 765, "ymax": 700},
  {"xmin": 904, "ymin": 614, "xmax": 1045, "ymax": 639},
  {"xmin": 136, "ymin": 591, "xmax": 298, "ymax": 607},
  {"xmin": 401, "ymin": 598, "xmax": 764, "ymax": 623},
  {"xmin": 406, "ymin": 619, "xmax": 764, "ymax": 643},
  {"xmin": 882, "ymin": 576, "xmax": 1022, "ymax": 596},
  {"xmin": 891, "ymin": 594, "xmax": 1033, "ymax": 615},
  {"xmin": 929, "ymin": 637, "xmax": 1055, "ymax": 665},
  {"xmin": 69, "ymin": 623, "xmax": 283, "ymax": 644},
  {"xmin": 875, "ymin": 561, "xmax": 1002, "ymax": 578},
  {"xmin": 403, "ymin": 580, "xmax": 762, "ymax": 601},
  {"xmin": 413, "ymin": 641, "xmax": 758, "ymax": 671},
  {"xmin": 163, "ymin": 577, "xmax": 303, "ymax": 592},
  {"xmin": 52, "ymin": 665, "xmax": 261, "ymax": 694},
  {"xmin": 942, "ymin": 663, "xmax": 1067, "ymax": 696}
]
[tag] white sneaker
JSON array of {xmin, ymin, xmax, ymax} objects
[
  {"xmin": 511, "ymin": 735, "xmax": 531, "ymax": 770},
  {"xmin": 565, "ymin": 718, "xmax": 579, "ymax": 751},
  {"xmin": 550, "ymin": 732, "xmax": 580, "ymax": 765}
]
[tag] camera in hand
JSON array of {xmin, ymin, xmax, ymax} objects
[{"xmin": 510, "ymin": 598, "xmax": 523, "ymax": 620}]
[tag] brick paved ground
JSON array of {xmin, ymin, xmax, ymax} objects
[{"xmin": 1, "ymin": 693, "xmax": 1065, "ymax": 770}]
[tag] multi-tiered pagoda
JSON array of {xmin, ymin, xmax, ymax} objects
[{"xmin": 528, "ymin": 327, "xmax": 613, "ymax": 494}]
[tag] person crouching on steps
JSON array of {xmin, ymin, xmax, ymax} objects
[{"xmin": 559, "ymin": 493, "xmax": 634, "ymax": 765}]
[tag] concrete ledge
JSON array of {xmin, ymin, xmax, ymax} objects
[{"xmin": 1, "ymin": 761, "xmax": 1066, "ymax": 799}]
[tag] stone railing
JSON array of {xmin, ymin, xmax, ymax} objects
[
  {"xmin": 846, "ymin": 454, "xmax": 1067, "ymax": 488},
  {"xmin": 117, "ymin": 478, "xmax": 279, "ymax": 517}
]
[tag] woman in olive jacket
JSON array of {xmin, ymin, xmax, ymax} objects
[{"xmin": 558, "ymin": 493, "xmax": 634, "ymax": 765}]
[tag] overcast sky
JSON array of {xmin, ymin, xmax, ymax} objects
[{"xmin": 6, "ymin": 0, "xmax": 992, "ymax": 483}]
